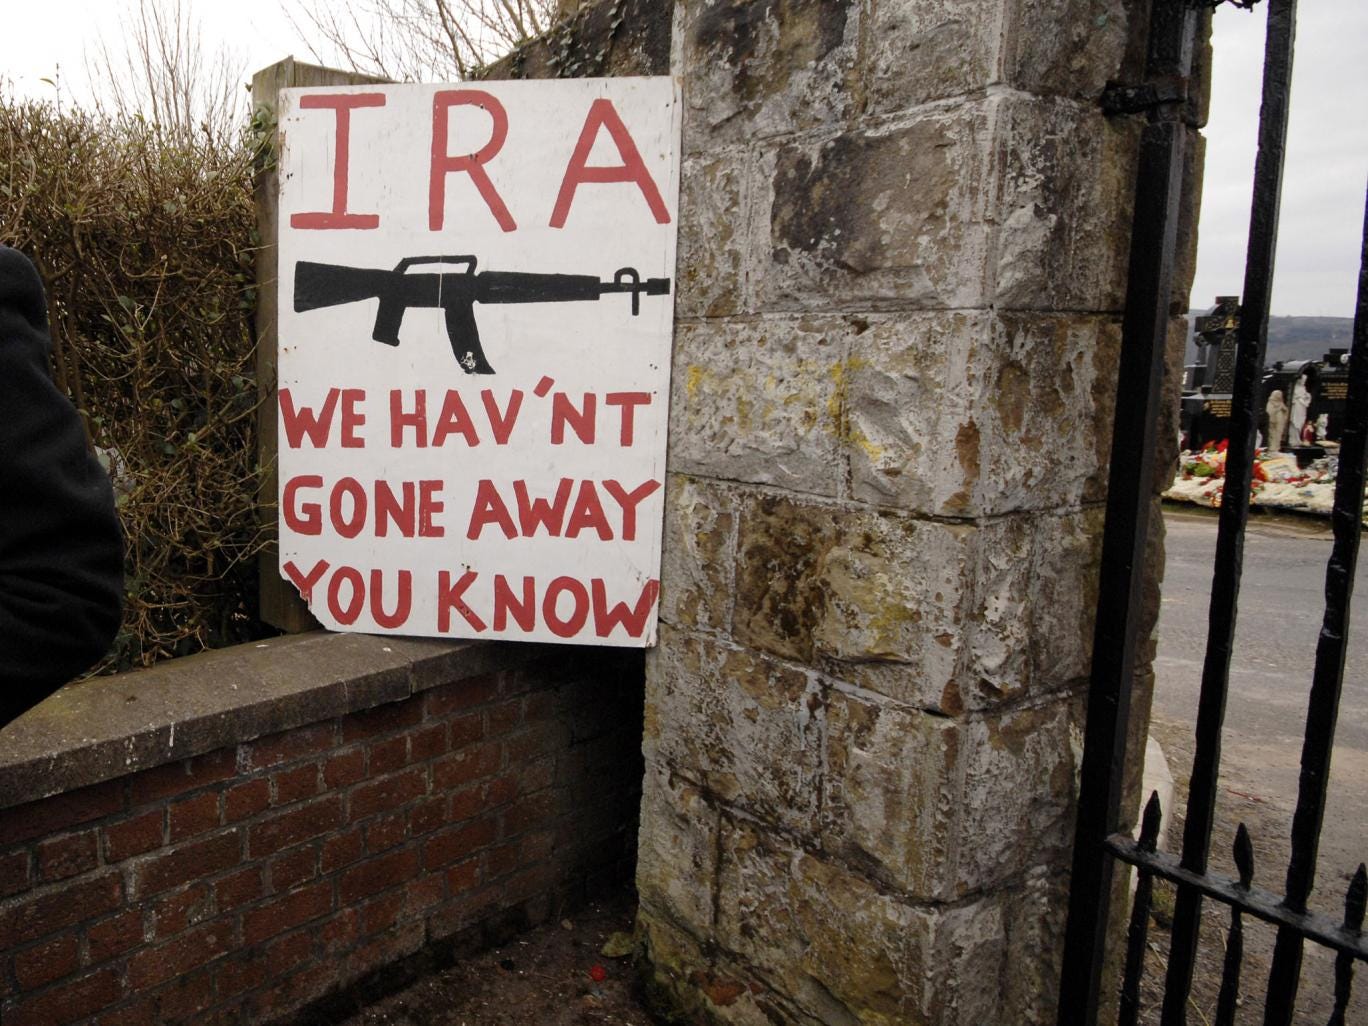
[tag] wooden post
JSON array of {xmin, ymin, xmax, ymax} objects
[{"xmin": 252, "ymin": 59, "xmax": 387, "ymax": 632}]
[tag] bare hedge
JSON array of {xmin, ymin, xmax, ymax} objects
[{"xmin": 1, "ymin": 99, "xmax": 273, "ymax": 672}]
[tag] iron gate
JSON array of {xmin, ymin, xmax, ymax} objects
[{"xmin": 1056, "ymin": 0, "xmax": 1368, "ymax": 1022}]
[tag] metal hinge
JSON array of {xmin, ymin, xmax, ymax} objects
[{"xmin": 1099, "ymin": 75, "xmax": 1189, "ymax": 116}]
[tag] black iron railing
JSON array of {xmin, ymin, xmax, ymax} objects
[{"xmin": 1056, "ymin": 0, "xmax": 1368, "ymax": 1022}]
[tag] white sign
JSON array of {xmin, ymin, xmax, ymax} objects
[{"xmin": 276, "ymin": 78, "xmax": 681, "ymax": 646}]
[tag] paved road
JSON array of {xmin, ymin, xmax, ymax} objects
[{"xmin": 1147, "ymin": 507, "xmax": 1367, "ymax": 1022}]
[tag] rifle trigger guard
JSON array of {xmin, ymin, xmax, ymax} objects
[{"xmin": 614, "ymin": 268, "xmax": 642, "ymax": 315}]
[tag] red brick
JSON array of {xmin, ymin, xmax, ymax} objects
[
  {"xmin": 324, "ymin": 748, "xmax": 366, "ymax": 789},
  {"xmin": 423, "ymin": 819, "xmax": 497, "ymax": 871},
  {"xmin": 33, "ymin": 828, "xmax": 98, "ymax": 884},
  {"xmin": 14, "ymin": 932, "xmax": 80, "ymax": 990},
  {"xmin": 128, "ymin": 920, "xmax": 234, "ymax": 989},
  {"xmin": 148, "ymin": 968, "xmax": 214, "ymax": 1023},
  {"xmin": 7, "ymin": 967, "xmax": 122, "ymax": 1024},
  {"xmin": 433, "ymin": 744, "xmax": 501, "ymax": 791},
  {"xmin": 319, "ymin": 907, "xmax": 360, "ymax": 956},
  {"xmin": 487, "ymin": 841, "xmax": 520, "ymax": 880},
  {"xmin": 248, "ymin": 796, "xmax": 343, "ymax": 858},
  {"xmin": 338, "ymin": 847, "xmax": 419, "ymax": 905},
  {"xmin": 0, "ymin": 781, "xmax": 123, "ymax": 848},
  {"xmin": 346, "ymin": 920, "xmax": 425, "ymax": 977},
  {"xmin": 135, "ymin": 830, "xmax": 240, "ymax": 897},
  {"xmin": 87, "ymin": 909, "xmax": 144, "ymax": 964},
  {"xmin": 505, "ymin": 723, "xmax": 567, "ymax": 765},
  {"xmin": 359, "ymin": 890, "xmax": 404, "ymax": 934},
  {"xmin": 243, "ymin": 724, "xmax": 336, "ymax": 771},
  {"xmin": 248, "ymin": 963, "xmax": 335, "ymax": 1022},
  {"xmin": 523, "ymin": 691, "xmax": 558, "ymax": 721},
  {"xmin": 0, "ymin": 849, "xmax": 30, "ymax": 898},
  {"xmin": 445, "ymin": 857, "xmax": 480, "ymax": 894},
  {"xmin": 127, "ymin": 748, "xmax": 236, "ymax": 805},
  {"xmin": 214, "ymin": 866, "xmax": 265, "ymax": 912},
  {"xmin": 168, "ymin": 791, "xmax": 221, "ymax": 842},
  {"xmin": 364, "ymin": 812, "xmax": 407, "ymax": 853},
  {"xmin": 368, "ymin": 735, "xmax": 409, "ymax": 775},
  {"xmin": 0, "ymin": 871, "xmax": 121, "ymax": 947},
  {"xmin": 409, "ymin": 724, "xmax": 447, "ymax": 763},
  {"xmin": 217, "ymin": 929, "xmax": 313, "ymax": 1000},
  {"xmin": 348, "ymin": 768, "xmax": 427, "ymax": 821},
  {"xmin": 103, "ymin": 810, "xmax": 165, "ymax": 863},
  {"xmin": 341, "ymin": 699, "xmax": 422, "ymax": 742},
  {"xmin": 242, "ymin": 881, "xmax": 333, "ymax": 946},
  {"xmin": 449, "ymin": 784, "xmax": 491, "ymax": 821},
  {"xmin": 485, "ymin": 774, "xmax": 519, "ymax": 809},
  {"xmin": 504, "ymin": 789, "xmax": 562, "ymax": 837},
  {"xmin": 151, "ymin": 882, "xmax": 214, "ymax": 939},
  {"xmin": 504, "ymin": 861, "xmax": 557, "ymax": 904},
  {"xmin": 403, "ymin": 874, "xmax": 445, "ymax": 917},
  {"xmin": 221, "ymin": 777, "xmax": 270, "ymax": 823},
  {"xmin": 320, "ymin": 828, "xmax": 365, "ymax": 874},
  {"xmin": 409, "ymin": 797, "xmax": 447, "ymax": 836},
  {"xmin": 520, "ymin": 756, "xmax": 557, "ymax": 796},
  {"xmin": 425, "ymin": 675, "xmax": 499, "ymax": 718},
  {"xmin": 272, "ymin": 762, "xmax": 321, "ymax": 806},
  {"xmin": 269, "ymin": 846, "xmax": 318, "ymax": 892},
  {"xmin": 448, "ymin": 712, "xmax": 485, "ymax": 748},
  {"xmin": 487, "ymin": 699, "xmax": 521, "ymax": 736}
]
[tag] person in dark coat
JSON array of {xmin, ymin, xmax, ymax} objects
[{"xmin": 0, "ymin": 246, "xmax": 124, "ymax": 730}]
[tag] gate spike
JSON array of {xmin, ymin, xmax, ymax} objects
[
  {"xmin": 1140, "ymin": 791, "xmax": 1163, "ymax": 853},
  {"xmin": 1344, "ymin": 864, "xmax": 1366, "ymax": 932},
  {"xmin": 1234, "ymin": 823, "xmax": 1255, "ymax": 889}
]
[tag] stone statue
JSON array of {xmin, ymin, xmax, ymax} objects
[
  {"xmin": 1290, "ymin": 375, "xmax": 1312, "ymax": 447},
  {"xmin": 1265, "ymin": 389, "xmax": 1288, "ymax": 453}
]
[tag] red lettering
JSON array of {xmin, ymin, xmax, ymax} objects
[
  {"xmin": 290, "ymin": 93, "xmax": 386, "ymax": 230},
  {"xmin": 280, "ymin": 388, "xmax": 340, "ymax": 448},
  {"xmin": 438, "ymin": 569, "xmax": 487, "ymax": 632},
  {"xmin": 419, "ymin": 480, "xmax": 445, "ymax": 537},
  {"xmin": 327, "ymin": 566, "xmax": 365, "ymax": 625},
  {"xmin": 550, "ymin": 99, "xmax": 670, "ymax": 229},
  {"xmin": 340, "ymin": 389, "xmax": 366, "ymax": 447},
  {"xmin": 513, "ymin": 479, "xmax": 573, "ymax": 537},
  {"xmin": 370, "ymin": 569, "xmax": 412, "ymax": 629},
  {"xmin": 430, "ymin": 90, "xmax": 516, "ymax": 232},
  {"xmin": 390, "ymin": 390, "xmax": 427, "ymax": 447},
  {"xmin": 551, "ymin": 392, "xmax": 595, "ymax": 445},
  {"xmin": 564, "ymin": 481, "xmax": 612, "ymax": 541},
  {"xmin": 467, "ymin": 480, "xmax": 517, "ymax": 540},
  {"xmin": 542, "ymin": 576, "xmax": 589, "ymax": 638},
  {"xmin": 605, "ymin": 391, "xmax": 650, "ymax": 445},
  {"xmin": 592, "ymin": 578, "xmax": 660, "ymax": 638},
  {"xmin": 282, "ymin": 559, "xmax": 329, "ymax": 604},
  {"xmin": 431, "ymin": 390, "xmax": 480, "ymax": 446},
  {"xmin": 481, "ymin": 389, "xmax": 523, "ymax": 444},
  {"xmin": 602, "ymin": 479, "xmax": 661, "ymax": 542},
  {"xmin": 493, "ymin": 575, "xmax": 536, "ymax": 632},
  {"xmin": 374, "ymin": 480, "xmax": 415, "ymax": 537},
  {"xmin": 282, "ymin": 475, "xmax": 323, "ymax": 535},
  {"xmin": 329, "ymin": 477, "xmax": 368, "ymax": 538}
]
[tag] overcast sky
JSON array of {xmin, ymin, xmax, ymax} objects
[{"xmin": 1, "ymin": 0, "xmax": 1364, "ymax": 317}]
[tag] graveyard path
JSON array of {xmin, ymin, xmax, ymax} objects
[{"xmin": 1143, "ymin": 506, "xmax": 1368, "ymax": 1024}]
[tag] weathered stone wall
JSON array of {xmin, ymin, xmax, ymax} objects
[{"xmin": 637, "ymin": 1, "xmax": 1201, "ymax": 1023}]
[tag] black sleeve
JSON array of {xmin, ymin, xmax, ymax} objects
[{"xmin": 0, "ymin": 246, "xmax": 124, "ymax": 728}]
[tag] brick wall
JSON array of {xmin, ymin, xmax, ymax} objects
[{"xmin": 0, "ymin": 645, "xmax": 642, "ymax": 1026}]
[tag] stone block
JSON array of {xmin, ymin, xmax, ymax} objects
[
  {"xmin": 992, "ymin": 97, "xmax": 1140, "ymax": 312},
  {"xmin": 715, "ymin": 819, "xmax": 1021, "ymax": 1025},
  {"xmin": 675, "ymin": 149, "xmax": 753, "ymax": 319},
  {"xmin": 1028, "ymin": 508, "xmax": 1104, "ymax": 690},
  {"xmin": 755, "ymin": 104, "xmax": 994, "ymax": 312},
  {"xmin": 842, "ymin": 311, "xmax": 1120, "ymax": 517},
  {"xmin": 634, "ymin": 764, "xmax": 720, "ymax": 938},
  {"xmin": 669, "ymin": 318, "xmax": 846, "ymax": 495},
  {"xmin": 954, "ymin": 697, "xmax": 1080, "ymax": 892},
  {"xmin": 864, "ymin": 0, "xmax": 1006, "ymax": 114},
  {"xmin": 659, "ymin": 475, "xmax": 737, "ymax": 633},
  {"xmin": 644, "ymin": 626, "xmax": 823, "ymax": 833},
  {"xmin": 1001, "ymin": 868, "xmax": 1071, "ymax": 1025},
  {"xmin": 679, "ymin": 0, "xmax": 862, "ymax": 152},
  {"xmin": 820, "ymin": 689, "xmax": 960, "ymax": 899},
  {"xmin": 1003, "ymin": 0, "xmax": 1135, "ymax": 99}
]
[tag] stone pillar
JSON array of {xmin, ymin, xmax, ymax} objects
[{"xmin": 637, "ymin": 1, "xmax": 1192, "ymax": 1023}]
